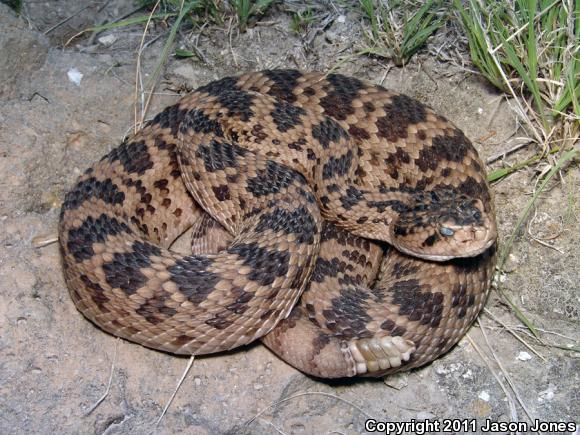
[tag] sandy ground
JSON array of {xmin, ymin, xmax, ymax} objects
[{"xmin": 0, "ymin": 1, "xmax": 578, "ymax": 434}]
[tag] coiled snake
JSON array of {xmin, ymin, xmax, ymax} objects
[{"xmin": 59, "ymin": 70, "xmax": 497, "ymax": 378}]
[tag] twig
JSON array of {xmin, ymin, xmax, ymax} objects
[
  {"xmin": 84, "ymin": 339, "xmax": 119, "ymax": 416},
  {"xmin": 378, "ymin": 65, "xmax": 392, "ymax": 86},
  {"xmin": 525, "ymin": 327, "xmax": 575, "ymax": 342},
  {"xmin": 529, "ymin": 236, "xmax": 566, "ymax": 254},
  {"xmin": 483, "ymin": 308, "xmax": 546, "ymax": 362},
  {"xmin": 259, "ymin": 418, "xmax": 288, "ymax": 435},
  {"xmin": 32, "ymin": 234, "xmax": 59, "ymax": 248},
  {"xmin": 72, "ymin": 4, "xmax": 146, "ymax": 46},
  {"xmin": 140, "ymin": 0, "xmax": 192, "ymax": 127},
  {"xmin": 503, "ymin": 327, "xmax": 579, "ymax": 352},
  {"xmin": 154, "ymin": 355, "xmax": 195, "ymax": 428},
  {"xmin": 134, "ymin": 0, "xmax": 162, "ymax": 132},
  {"xmin": 477, "ymin": 319, "xmax": 536, "ymax": 423},
  {"xmin": 228, "ymin": 18, "xmax": 239, "ymax": 68},
  {"xmin": 466, "ymin": 333, "xmax": 519, "ymax": 423},
  {"xmin": 88, "ymin": 0, "xmax": 137, "ymax": 45},
  {"xmin": 96, "ymin": 0, "xmax": 113, "ymax": 13},
  {"xmin": 44, "ymin": 5, "xmax": 91, "ymax": 35},
  {"xmin": 486, "ymin": 140, "xmax": 531, "ymax": 164}
]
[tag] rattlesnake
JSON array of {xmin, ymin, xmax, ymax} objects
[{"xmin": 58, "ymin": 70, "xmax": 497, "ymax": 378}]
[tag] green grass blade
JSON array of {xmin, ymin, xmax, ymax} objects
[
  {"xmin": 554, "ymin": 51, "xmax": 580, "ymax": 116},
  {"xmin": 453, "ymin": 0, "xmax": 507, "ymax": 91},
  {"xmin": 486, "ymin": 146, "xmax": 561, "ymax": 182},
  {"xmin": 85, "ymin": 13, "xmax": 176, "ymax": 32},
  {"xmin": 401, "ymin": 1, "xmax": 444, "ymax": 61},
  {"xmin": 549, "ymin": 344, "xmax": 580, "ymax": 353},
  {"xmin": 143, "ymin": 2, "xmax": 197, "ymax": 97},
  {"xmin": 499, "ymin": 32, "xmax": 548, "ymax": 129},
  {"xmin": 359, "ymin": 0, "xmax": 379, "ymax": 40},
  {"xmin": 174, "ymin": 48, "xmax": 196, "ymax": 57},
  {"xmin": 249, "ymin": 0, "xmax": 275, "ymax": 16},
  {"xmin": 495, "ymin": 287, "xmax": 541, "ymax": 338},
  {"xmin": 525, "ymin": 0, "xmax": 538, "ymax": 90},
  {"xmin": 5, "ymin": 0, "xmax": 22, "ymax": 13}
]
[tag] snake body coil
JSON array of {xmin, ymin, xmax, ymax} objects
[{"xmin": 59, "ymin": 70, "xmax": 497, "ymax": 378}]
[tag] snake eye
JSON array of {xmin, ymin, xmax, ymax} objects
[{"xmin": 440, "ymin": 227, "xmax": 455, "ymax": 237}]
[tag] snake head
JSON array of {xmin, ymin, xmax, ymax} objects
[{"xmin": 390, "ymin": 190, "xmax": 497, "ymax": 261}]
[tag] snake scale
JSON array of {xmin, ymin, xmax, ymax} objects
[{"xmin": 59, "ymin": 70, "xmax": 497, "ymax": 378}]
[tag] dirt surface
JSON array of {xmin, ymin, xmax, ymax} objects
[{"xmin": 1, "ymin": 1, "xmax": 578, "ymax": 434}]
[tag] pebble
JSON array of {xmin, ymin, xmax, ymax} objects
[
  {"xmin": 67, "ymin": 68, "xmax": 83, "ymax": 86},
  {"xmin": 98, "ymin": 34, "xmax": 117, "ymax": 47},
  {"xmin": 517, "ymin": 351, "xmax": 532, "ymax": 361}
]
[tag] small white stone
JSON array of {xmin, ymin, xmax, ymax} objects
[
  {"xmin": 67, "ymin": 68, "xmax": 83, "ymax": 86},
  {"xmin": 478, "ymin": 391, "xmax": 490, "ymax": 402},
  {"xmin": 538, "ymin": 387, "xmax": 555, "ymax": 402},
  {"xmin": 478, "ymin": 107, "xmax": 484, "ymax": 114},
  {"xmin": 337, "ymin": 15, "xmax": 346, "ymax": 23},
  {"xmin": 517, "ymin": 351, "xmax": 532, "ymax": 361},
  {"xmin": 462, "ymin": 369, "xmax": 473, "ymax": 379},
  {"xmin": 98, "ymin": 34, "xmax": 117, "ymax": 46}
]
